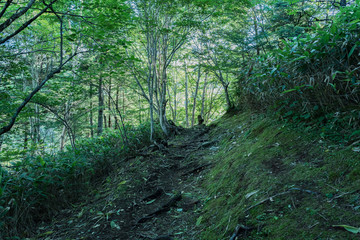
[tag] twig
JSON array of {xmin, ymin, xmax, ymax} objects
[
  {"xmin": 245, "ymin": 188, "xmax": 318, "ymax": 212},
  {"xmin": 245, "ymin": 191, "xmax": 291, "ymax": 212},
  {"xmin": 229, "ymin": 224, "xmax": 252, "ymax": 240}
]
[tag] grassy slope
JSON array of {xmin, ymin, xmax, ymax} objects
[{"xmin": 200, "ymin": 112, "xmax": 360, "ymax": 239}]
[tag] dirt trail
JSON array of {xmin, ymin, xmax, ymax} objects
[{"xmin": 36, "ymin": 125, "xmax": 217, "ymax": 240}]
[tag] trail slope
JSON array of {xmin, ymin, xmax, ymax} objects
[{"xmin": 36, "ymin": 125, "xmax": 216, "ymax": 240}]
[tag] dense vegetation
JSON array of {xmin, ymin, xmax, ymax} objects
[{"xmin": 0, "ymin": 0, "xmax": 359, "ymax": 238}]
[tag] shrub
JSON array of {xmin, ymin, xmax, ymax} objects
[
  {"xmin": 0, "ymin": 121, "xmax": 162, "ymax": 239},
  {"xmin": 236, "ymin": 4, "xmax": 360, "ymax": 140}
]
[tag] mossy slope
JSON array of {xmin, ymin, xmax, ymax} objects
[{"xmin": 200, "ymin": 112, "xmax": 360, "ymax": 239}]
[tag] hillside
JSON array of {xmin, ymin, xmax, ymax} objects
[{"xmin": 31, "ymin": 112, "xmax": 360, "ymax": 240}]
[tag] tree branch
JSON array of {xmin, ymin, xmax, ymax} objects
[
  {"xmin": 0, "ymin": 0, "xmax": 12, "ymax": 19},
  {"xmin": 0, "ymin": 0, "xmax": 58, "ymax": 44},
  {"xmin": 0, "ymin": 53, "xmax": 77, "ymax": 136},
  {"xmin": 0, "ymin": 0, "xmax": 35, "ymax": 32}
]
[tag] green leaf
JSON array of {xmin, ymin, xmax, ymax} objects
[
  {"xmin": 289, "ymin": 55, "xmax": 307, "ymax": 63},
  {"xmin": 37, "ymin": 156, "xmax": 46, "ymax": 167},
  {"xmin": 110, "ymin": 221, "xmax": 121, "ymax": 230},
  {"xmin": 348, "ymin": 44, "xmax": 358, "ymax": 59},
  {"xmin": 333, "ymin": 225, "xmax": 360, "ymax": 234},
  {"xmin": 350, "ymin": 130, "xmax": 360, "ymax": 138},
  {"xmin": 349, "ymin": 19, "xmax": 360, "ymax": 25},
  {"xmin": 146, "ymin": 199, "xmax": 156, "ymax": 205},
  {"xmin": 119, "ymin": 180, "xmax": 127, "ymax": 185},
  {"xmin": 281, "ymin": 89, "xmax": 297, "ymax": 94},
  {"xmin": 39, "ymin": 231, "xmax": 54, "ymax": 237},
  {"xmin": 196, "ymin": 216, "xmax": 203, "ymax": 226}
]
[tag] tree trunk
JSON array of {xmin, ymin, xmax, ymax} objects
[
  {"xmin": 191, "ymin": 63, "xmax": 201, "ymax": 127},
  {"xmin": 201, "ymin": 73, "xmax": 208, "ymax": 118},
  {"xmin": 224, "ymin": 84, "xmax": 232, "ymax": 110},
  {"xmin": 90, "ymin": 83, "xmax": 94, "ymax": 138},
  {"xmin": 158, "ymin": 64, "xmax": 169, "ymax": 136},
  {"xmin": 108, "ymin": 79, "xmax": 112, "ymax": 128},
  {"xmin": 60, "ymin": 102, "xmax": 70, "ymax": 151},
  {"xmin": 60, "ymin": 125, "xmax": 66, "ymax": 151},
  {"xmin": 115, "ymin": 85, "xmax": 119, "ymax": 129},
  {"xmin": 185, "ymin": 62, "xmax": 189, "ymax": 127},
  {"xmin": 173, "ymin": 83, "xmax": 177, "ymax": 123},
  {"xmin": 138, "ymin": 95, "xmax": 142, "ymax": 124},
  {"xmin": 253, "ymin": 9, "xmax": 260, "ymax": 56},
  {"xmin": 122, "ymin": 89, "xmax": 126, "ymax": 116},
  {"xmin": 0, "ymin": 135, "xmax": 3, "ymax": 152},
  {"xmin": 97, "ymin": 76, "xmax": 104, "ymax": 135},
  {"xmin": 24, "ymin": 122, "xmax": 29, "ymax": 150}
]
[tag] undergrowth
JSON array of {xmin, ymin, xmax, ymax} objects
[
  {"xmin": 0, "ymin": 122, "xmax": 163, "ymax": 239},
  {"xmin": 236, "ymin": 3, "xmax": 360, "ymax": 144},
  {"xmin": 199, "ymin": 112, "xmax": 360, "ymax": 239}
]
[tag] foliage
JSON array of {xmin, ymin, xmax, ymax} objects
[
  {"xmin": 235, "ymin": 3, "xmax": 360, "ymax": 142},
  {"xmin": 0, "ymin": 121, "xmax": 161, "ymax": 239}
]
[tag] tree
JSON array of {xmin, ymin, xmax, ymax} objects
[{"xmin": 0, "ymin": 0, "xmax": 131, "ymax": 138}]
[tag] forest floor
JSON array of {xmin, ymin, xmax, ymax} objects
[
  {"xmin": 33, "ymin": 111, "xmax": 360, "ymax": 240},
  {"xmin": 35, "ymin": 124, "xmax": 215, "ymax": 240}
]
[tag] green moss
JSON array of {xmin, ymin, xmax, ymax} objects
[{"xmin": 199, "ymin": 112, "xmax": 360, "ymax": 240}]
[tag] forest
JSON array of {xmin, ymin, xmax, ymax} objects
[{"xmin": 0, "ymin": 0, "xmax": 359, "ymax": 239}]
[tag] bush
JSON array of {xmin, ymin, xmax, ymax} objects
[
  {"xmin": 0, "ymin": 121, "xmax": 163, "ymax": 239},
  {"xmin": 236, "ymin": 4, "xmax": 360, "ymax": 140}
]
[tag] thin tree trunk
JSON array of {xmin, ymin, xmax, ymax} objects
[
  {"xmin": 24, "ymin": 122, "xmax": 29, "ymax": 150},
  {"xmin": 253, "ymin": 9, "xmax": 260, "ymax": 56},
  {"xmin": 114, "ymin": 86, "xmax": 119, "ymax": 129},
  {"xmin": 60, "ymin": 125, "xmax": 66, "ymax": 151},
  {"xmin": 185, "ymin": 62, "xmax": 189, "ymax": 127},
  {"xmin": 0, "ymin": 135, "xmax": 3, "ymax": 152},
  {"xmin": 201, "ymin": 73, "xmax": 208, "ymax": 118},
  {"xmin": 207, "ymin": 84, "xmax": 216, "ymax": 123},
  {"xmin": 97, "ymin": 76, "xmax": 104, "ymax": 135},
  {"xmin": 108, "ymin": 78, "xmax": 111, "ymax": 128},
  {"xmin": 173, "ymin": 68, "xmax": 177, "ymax": 122},
  {"xmin": 122, "ymin": 89, "xmax": 125, "ymax": 116},
  {"xmin": 60, "ymin": 103, "xmax": 70, "ymax": 151},
  {"xmin": 167, "ymin": 81, "xmax": 176, "ymax": 122},
  {"xmin": 224, "ymin": 84, "xmax": 232, "ymax": 110},
  {"xmin": 90, "ymin": 83, "xmax": 94, "ymax": 137},
  {"xmin": 191, "ymin": 63, "xmax": 201, "ymax": 127},
  {"xmin": 173, "ymin": 85, "xmax": 177, "ymax": 123},
  {"xmin": 137, "ymin": 95, "xmax": 141, "ymax": 124}
]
